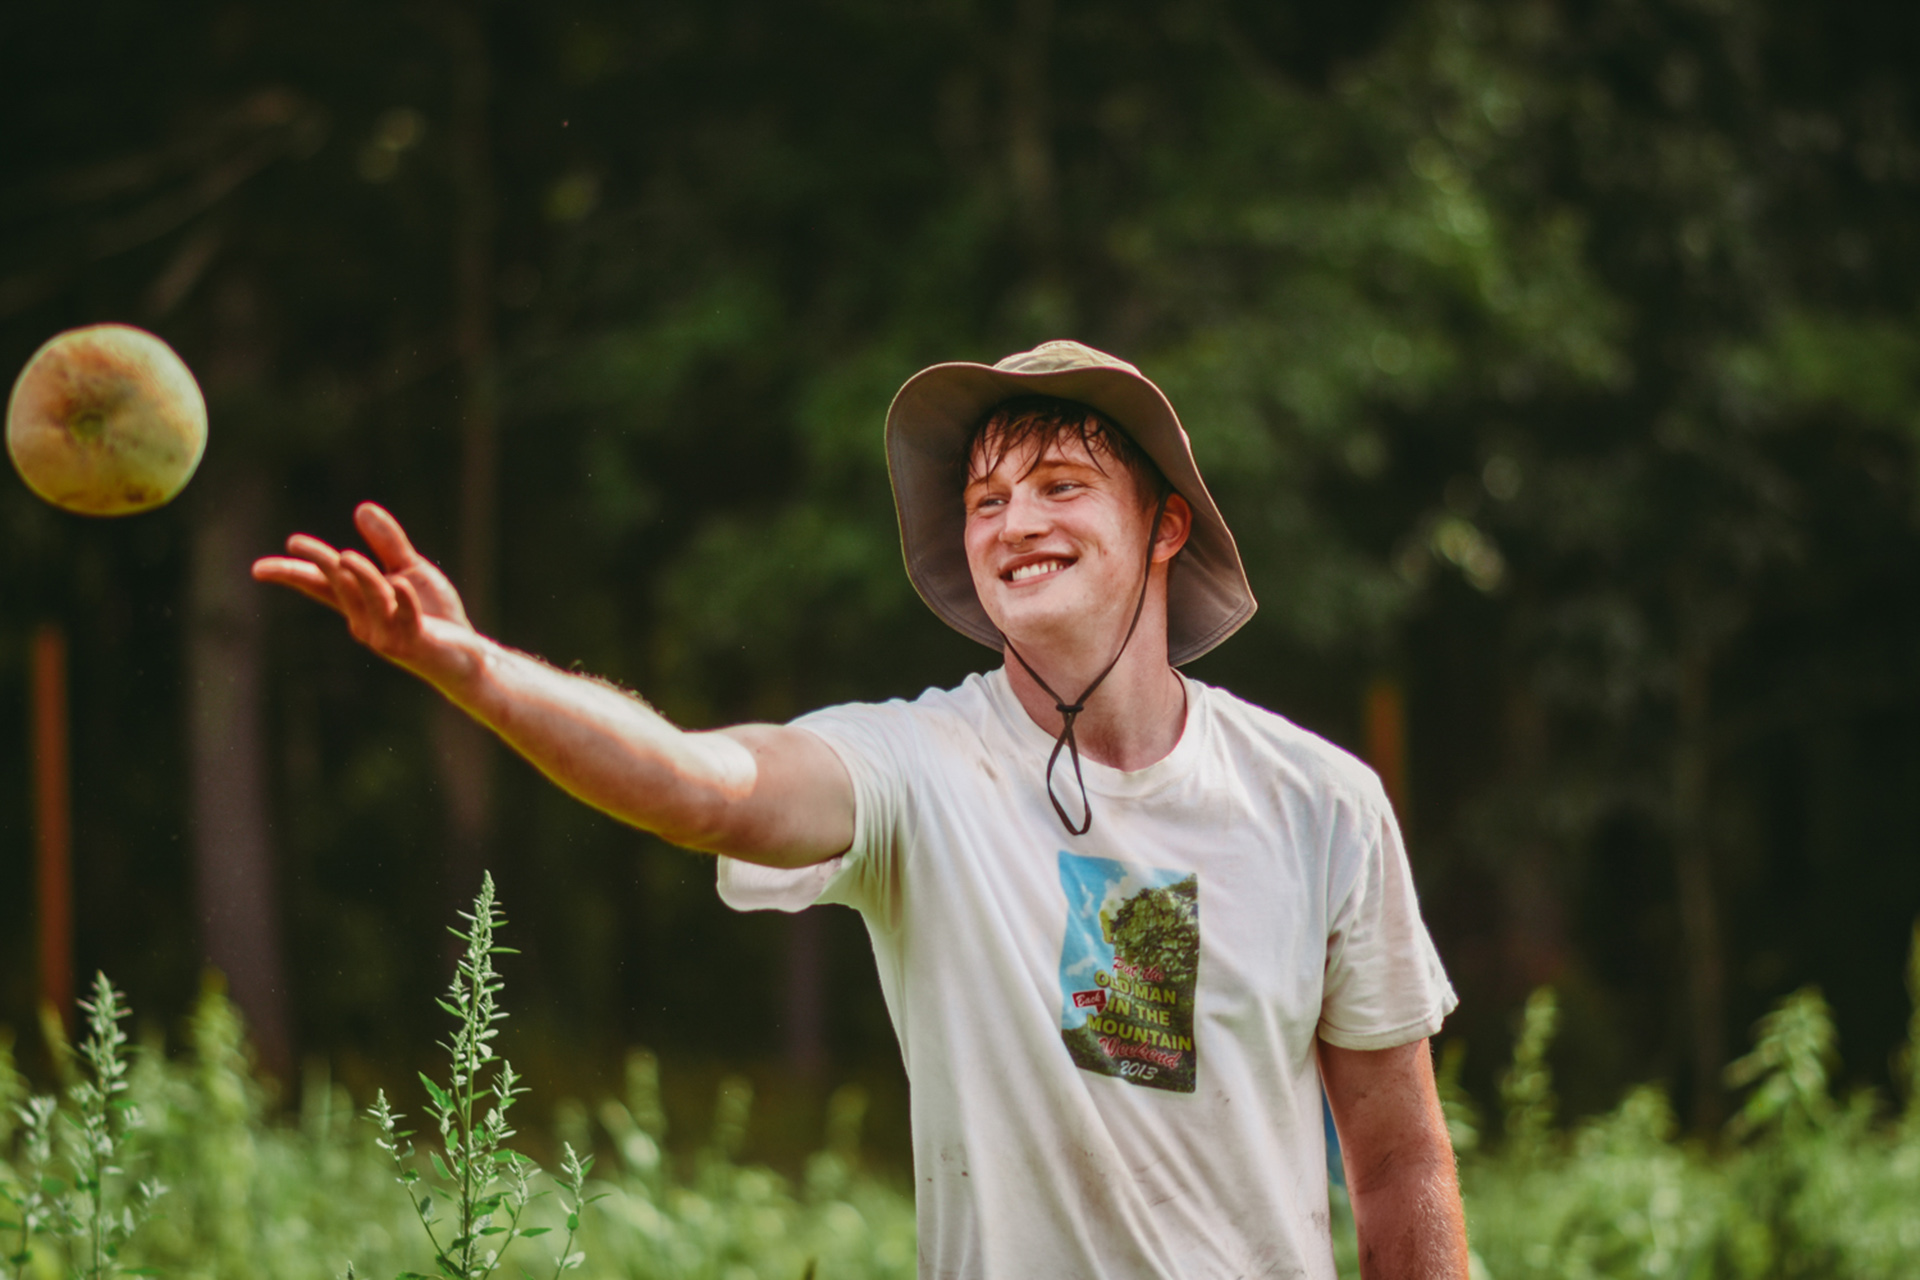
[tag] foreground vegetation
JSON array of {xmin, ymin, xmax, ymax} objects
[
  {"xmin": 1, "ymin": 993, "xmax": 913, "ymax": 1280},
  {"xmin": 1448, "ymin": 945, "xmax": 1920, "ymax": 1280},
  {"xmin": 3, "ymin": 907, "xmax": 1916, "ymax": 1278}
]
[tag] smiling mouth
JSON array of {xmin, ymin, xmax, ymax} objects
[{"xmin": 1006, "ymin": 558, "xmax": 1073, "ymax": 583}]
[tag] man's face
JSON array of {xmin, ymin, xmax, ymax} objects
[{"xmin": 962, "ymin": 434, "xmax": 1173, "ymax": 657}]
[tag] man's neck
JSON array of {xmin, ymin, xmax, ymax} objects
[{"xmin": 1002, "ymin": 634, "xmax": 1188, "ymax": 773}]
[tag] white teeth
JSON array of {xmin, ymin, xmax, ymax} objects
[{"xmin": 1009, "ymin": 560, "xmax": 1067, "ymax": 582}]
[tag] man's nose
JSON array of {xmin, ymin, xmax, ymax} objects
[{"xmin": 1000, "ymin": 487, "xmax": 1049, "ymax": 541}]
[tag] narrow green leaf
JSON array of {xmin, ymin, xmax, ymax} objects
[{"xmin": 419, "ymin": 1074, "xmax": 453, "ymax": 1109}]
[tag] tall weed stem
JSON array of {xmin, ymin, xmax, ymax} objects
[
  {"xmin": 66, "ymin": 974, "xmax": 164, "ymax": 1279},
  {"xmin": 1, "ymin": 1094, "xmax": 57, "ymax": 1279},
  {"xmin": 366, "ymin": 872, "xmax": 581, "ymax": 1280}
]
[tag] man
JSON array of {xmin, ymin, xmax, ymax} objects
[{"xmin": 256, "ymin": 340, "xmax": 1468, "ymax": 1278}]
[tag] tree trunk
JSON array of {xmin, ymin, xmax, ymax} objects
[
  {"xmin": 31, "ymin": 624, "xmax": 72, "ymax": 1039},
  {"xmin": 1502, "ymin": 681, "xmax": 1567, "ymax": 987},
  {"xmin": 187, "ymin": 467, "xmax": 293, "ymax": 1078},
  {"xmin": 784, "ymin": 908, "xmax": 827, "ymax": 1081},
  {"xmin": 436, "ymin": 0, "xmax": 500, "ymax": 904},
  {"xmin": 1672, "ymin": 601, "xmax": 1726, "ymax": 1131},
  {"xmin": 1006, "ymin": 0, "xmax": 1058, "ymax": 255},
  {"xmin": 1362, "ymin": 675, "xmax": 1409, "ymax": 822}
]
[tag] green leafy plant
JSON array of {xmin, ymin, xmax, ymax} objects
[
  {"xmin": 1498, "ymin": 986, "xmax": 1558, "ymax": 1159},
  {"xmin": 546, "ymin": 1140, "xmax": 594, "ymax": 1277},
  {"xmin": 1445, "ymin": 929, "xmax": 1920, "ymax": 1280},
  {"xmin": 366, "ymin": 872, "xmax": 590, "ymax": 1280},
  {"xmin": 4, "ymin": 924, "xmax": 1914, "ymax": 1279},
  {"xmin": 1, "ymin": 1092, "xmax": 57, "ymax": 1278},
  {"xmin": 63, "ymin": 975, "xmax": 166, "ymax": 1279},
  {"xmin": 1900, "ymin": 921, "xmax": 1920, "ymax": 1132},
  {"xmin": 1724, "ymin": 985, "xmax": 1838, "ymax": 1139},
  {"xmin": 0, "ymin": 975, "xmax": 164, "ymax": 1280}
]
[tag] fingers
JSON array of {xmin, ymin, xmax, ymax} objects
[
  {"xmin": 332, "ymin": 550, "xmax": 410, "ymax": 653},
  {"xmin": 258, "ymin": 532, "xmax": 348, "ymax": 611},
  {"xmin": 355, "ymin": 502, "xmax": 422, "ymax": 574},
  {"xmin": 319, "ymin": 548, "xmax": 375, "ymax": 639},
  {"xmin": 340, "ymin": 549, "xmax": 401, "ymax": 621},
  {"xmin": 393, "ymin": 575, "xmax": 425, "ymax": 633},
  {"xmin": 285, "ymin": 532, "xmax": 343, "ymax": 568},
  {"xmin": 261, "ymin": 508, "xmax": 441, "ymax": 657},
  {"xmin": 251, "ymin": 557, "xmax": 342, "ymax": 612},
  {"xmin": 270, "ymin": 530, "xmax": 399, "ymax": 639}
]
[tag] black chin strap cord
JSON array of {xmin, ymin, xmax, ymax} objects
[{"xmin": 1003, "ymin": 491, "xmax": 1172, "ymax": 837}]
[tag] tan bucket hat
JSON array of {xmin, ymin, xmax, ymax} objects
[{"xmin": 885, "ymin": 340, "xmax": 1256, "ymax": 666}]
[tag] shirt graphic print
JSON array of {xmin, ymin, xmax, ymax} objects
[{"xmin": 1056, "ymin": 851, "xmax": 1200, "ymax": 1094}]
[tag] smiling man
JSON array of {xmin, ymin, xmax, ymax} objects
[{"xmin": 255, "ymin": 340, "xmax": 1467, "ymax": 1279}]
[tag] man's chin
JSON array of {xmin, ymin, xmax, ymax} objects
[{"xmin": 986, "ymin": 601, "xmax": 1088, "ymax": 657}]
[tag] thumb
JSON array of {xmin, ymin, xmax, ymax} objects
[{"xmin": 356, "ymin": 502, "xmax": 424, "ymax": 572}]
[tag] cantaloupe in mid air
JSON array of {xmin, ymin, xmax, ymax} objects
[{"xmin": 7, "ymin": 323, "xmax": 207, "ymax": 516}]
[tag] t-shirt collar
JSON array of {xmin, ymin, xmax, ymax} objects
[{"xmin": 981, "ymin": 665, "xmax": 1204, "ymax": 800}]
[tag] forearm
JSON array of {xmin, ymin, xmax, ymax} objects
[
  {"xmin": 1320, "ymin": 1038, "xmax": 1470, "ymax": 1280},
  {"xmin": 434, "ymin": 631, "xmax": 759, "ymax": 849},
  {"xmin": 1346, "ymin": 1136, "xmax": 1469, "ymax": 1280}
]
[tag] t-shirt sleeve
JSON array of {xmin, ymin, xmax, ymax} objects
[
  {"xmin": 714, "ymin": 702, "xmax": 910, "ymax": 928},
  {"xmin": 1317, "ymin": 788, "xmax": 1458, "ymax": 1051}
]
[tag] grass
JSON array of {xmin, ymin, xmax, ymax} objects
[{"xmin": 2, "ymin": 885, "xmax": 1917, "ymax": 1278}]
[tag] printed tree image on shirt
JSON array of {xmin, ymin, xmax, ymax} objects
[{"xmin": 1056, "ymin": 851, "xmax": 1200, "ymax": 1094}]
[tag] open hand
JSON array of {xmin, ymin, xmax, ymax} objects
[{"xmin": 252, "ymin": 502, "xmax": 478, "ymax": 685}]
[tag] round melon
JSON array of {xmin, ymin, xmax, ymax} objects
[{"xmin": 6, "ymin": 323, "xmax": 208, "ymax": 516}]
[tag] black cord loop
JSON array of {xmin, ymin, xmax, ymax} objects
[{"xmin": 1003, "ymin": 490, "xmax": 1171, "ymax": 837}]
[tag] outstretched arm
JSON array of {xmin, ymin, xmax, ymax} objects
[
  {"xmin": 1318, "ymin": 1037, "xmax": 1470, "ymax": 1280},
  {"xmin": 253, "ymin": 502, "xmax": 853, "ymax": 866}
]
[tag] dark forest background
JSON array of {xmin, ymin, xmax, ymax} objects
[{"xmin": 4, "ymin": 0, "xmax": 1920, "ymax": 1160}]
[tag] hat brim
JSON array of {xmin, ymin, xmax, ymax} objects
[{"xmin": 884, "ymin": 359, "xmax": 1256, "ymax": 667}]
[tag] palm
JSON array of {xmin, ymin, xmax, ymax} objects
[{"xmin": 389, "ymin": 553, "xmax": 465, "ymax": 626}]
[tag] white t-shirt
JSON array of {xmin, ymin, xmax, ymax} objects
[{"xmin": 718, "ymin": 668, "xmax": 1456, "ymax": 1280}]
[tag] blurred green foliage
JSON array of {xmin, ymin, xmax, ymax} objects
[
  {"xmin": 1456, "ymin": 966, "xmax": 1920, "ymax": 1278},
  {"xmin": 1, "ymin": 984, "xmax": 919, "ymax": 1280},
  {"xmin": 7, "ymin": 933, "xmax": 1920, "ymax": 1277}
]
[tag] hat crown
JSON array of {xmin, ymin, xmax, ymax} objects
[{"xmin": 992, "ymin": 340, "xmax": 1143, "ymax": 379}]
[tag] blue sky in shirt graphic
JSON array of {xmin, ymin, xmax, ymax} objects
[{"xmin": 1056, "ymin": 850, "xmax": 1190, "ymax": 1031}]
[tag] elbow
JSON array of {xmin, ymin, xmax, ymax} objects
[
  {"xmin": 664, "ymin": 737, "xmax": 762, "ymax": 852},
  {"xmin": 599, "ymin": 730, "xmax": 763, "ymax": 853},
  {"xmin": 654, "ymin": 808, "xmax": 746, "ymax": 857}
]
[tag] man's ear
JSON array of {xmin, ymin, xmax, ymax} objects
[{"xmin": 1152, "ymin": 493, "xmax": 1193, "ymax": 564}]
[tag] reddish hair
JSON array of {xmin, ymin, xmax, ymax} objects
[{"xmin": 964, "ymin": 395, "xmax": 1172, "ymax": 507}]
